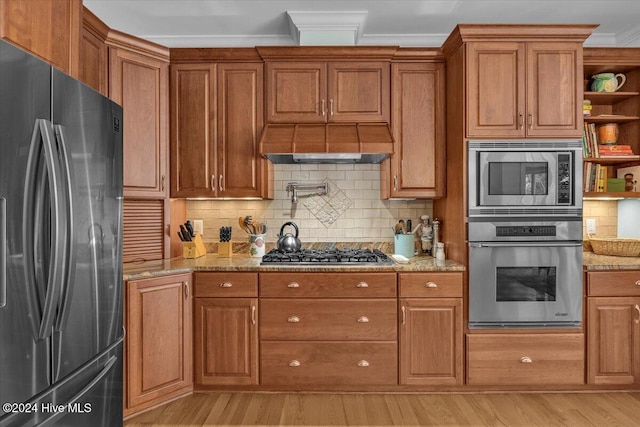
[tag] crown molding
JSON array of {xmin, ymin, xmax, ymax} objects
[
  {"xmin": 287, "ymin": 11, "xmax": 368, "ymax": 45},
  {"xmin": 584, "ymin": 33, "xmax": 618, "ymax": 47},
  {"xmin": 142, "ymin": 34, "xmax": 295, "ymax": 48},
  {"xmin": 360, "ymin": 34, "xmax": 449, "ymax": 47}
]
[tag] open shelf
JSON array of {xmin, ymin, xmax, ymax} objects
[
  {"xmin": 584, "ymin": 156, "xmax": 640, "ymax": 164},
  {"xmin": 584, "ymin": 91, "xmax": 640, "ymax": 104},
  {"xmin": 585, "ymin": 115, "xmax": 640, "ymax": 123},
  {"xmin": 584, "ymin": 191, "xmax": 640, "ymax": 199}
]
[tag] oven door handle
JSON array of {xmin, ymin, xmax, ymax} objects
[{"xmin": 469, "ymin": 242, "xmax": 582, "ymax": 248}]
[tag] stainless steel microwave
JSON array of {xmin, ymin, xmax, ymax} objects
[{"xmin": 468, "ymin": 140, "xmax": 582, "ymax": 217}]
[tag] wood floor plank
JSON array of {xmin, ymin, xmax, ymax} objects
[{"xmin": 124, "ymin": 392, "xmax": 640, "ymax": 427}]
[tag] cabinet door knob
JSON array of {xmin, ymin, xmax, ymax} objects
[
  {"xmin": 289, "ymin": 360, "xmax": 301, "ymax": 367},
  {"xmin": 357, "ymin": 360, "xmax": 370, "ymax": 367},
  {"xmin": 220, "ymin": 282, "xmax": 233, "ymax": 288},
  {"xmin": 520, "ymin": 356, "xmax": 533, "ymax": 363},
  {"xmin": 425, "ymin": 282, "xmax": 438, "ymax": 288},
  {"xmin": 356, "ymin": 282, "xmax": 369, "ymax": 288},
  {"xmin": 287, "ymin": 316, "xmax": 300, "ymax": 323},
  {"xmin": 357, "ymin": 316, "xmax": 369, "ymax": 323},
  {"xmin": 287, "ymin": 282, "xmax": 300, "ymax": 288}
]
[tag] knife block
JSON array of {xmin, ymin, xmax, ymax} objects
[
  {"xmin": 217, "ymin": 241, "xmax": 233, "ymax": 257},
  {"xmin": 182, "ymin": 232, "xmax": 207, "ymax": 259}
]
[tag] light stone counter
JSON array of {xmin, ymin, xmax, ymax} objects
[
  {"xmin": 583, "ymin": 252, "xmax": 640, "ymax": 270},
  {"xmin": 123, "ymin": 253, "xmax": 465, "ymax": 281}
]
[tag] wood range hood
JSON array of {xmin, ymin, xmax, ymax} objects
[{"xmin": 259, "ymin": 122, "xmax": 394, "ymax": 164}]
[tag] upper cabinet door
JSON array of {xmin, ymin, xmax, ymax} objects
[
  {"xmin": 466, "ymin": 42, "xmax": 526, "ymax": 138},
  {"xmin": 526, "ymin": 42, "xmax": 583, "ymax": 138},
  {"xmin": 110, "ymin": 48, "xmax": 169, "ymax": 198},
  {"xmin": 328, "ymin": 62, "xmax": 390, "ymax": 122},
  {"xmin": 217, "ymin": 63, "xmax": 264, "ymax": 198},
  {"xmin": 170, "ymin": 64, "xmax": 217, "ymax": 198},
  {"xmin": 0, "ymin": 0, "xmax": 82, "ymax": 77},
  {"xmin": 389, "ymin": 62, "xmax": 445, "ymax": 198},
  {"xmin": 266, "ymin": 62, "xmax": 326, "ymax": 123}
]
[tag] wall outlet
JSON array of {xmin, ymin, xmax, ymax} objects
[
  {"xmin": 586, "ymin": 218, "xmax": 596, "ymax": 234},
  {"xmin": 193, "ymin": 219, "xmax": 204, "ymax": 236}
]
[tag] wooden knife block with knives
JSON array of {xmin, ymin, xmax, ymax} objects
[{"xmin": 182, "ymin": 233, "xmax": 207, "ymax": 259}]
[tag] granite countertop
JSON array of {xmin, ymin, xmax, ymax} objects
[
  {"xmin": 583, "ymin": 252, "xmax": 640, "ymax": 270},
  {"xmin": 123, "ymin": 253, "xmax": 465, "ymax": 281}
]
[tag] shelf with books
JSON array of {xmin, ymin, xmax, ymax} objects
[{"xmin": 583, "ymin": 47, "xmax": 640, "ymax": 199}]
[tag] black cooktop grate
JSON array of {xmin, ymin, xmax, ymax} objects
[{"xmin": 260, "ymin": 248, "xmax": 393, "ymax": 265}]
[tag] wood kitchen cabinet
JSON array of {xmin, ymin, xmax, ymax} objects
[
  {"xmin": 0, "ymin": 0, "xmax": 82, "ymax": 78},
  {"xmin": 79, "ymin": 7, "xmax": 108, "ymax": 96},
  {"xmin": 466, "ymin": 41, "xmax": 583, "ymax": 138},
  {"xmin": 125, "ymin": 273, "xmax": 193, "ymax": 417},
  {"xmin": 193, "ymin": 272, "xmax": 259, "ymax": 386},
  {"xmin": 587, "ymin": 270, "xmax": 640, "ymax": 385},
  {"xmin": 399, "ymin": 273, "xmax": 463, "ymax": 385},
  {"xmin": 170, "ymin": 62, "xmax": 268, "ymax": 198},
  {"xmin": 265, "ymin": 61, "xmax": 390, "ymax": 123},
  {"xmin": 109, "ymin": 38, "xmax": 169, "ymax": 198},
  {"xmin": 259, "ymin": 272, "xmax": 398, "ymax": 388},
  {"xmin": 382, "ymin": 62, "xmax": 446, "ymax": 198}
]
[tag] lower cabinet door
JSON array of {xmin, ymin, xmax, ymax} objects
[
  {"xmin": 261, "ymin": 341, "xmax": 397, "ymax": 386},
  {"xmin": 466, "ymin": 333, "xmax": 585, "ymax": 386},
  {"xmin": 194, "ymin": 298, "xmax": 258, "ymax": 385},
  {"xmin": 126, "ymin": 274, "xmax": 192, "ymax": 411},
  {"xmin": 399, "ymin": 298, "xmax": 463, "ymax": 385},
  {"xmin": 588, "ymin": 297, "xmax": 640, "ymax": 385}
]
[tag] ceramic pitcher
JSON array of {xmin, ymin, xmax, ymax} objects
[{"xmin": 591, "ymin": 73, "xmax": 626, "ymax": 92}]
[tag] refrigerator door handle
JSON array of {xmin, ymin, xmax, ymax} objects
[
  {"xmin": 0, "ymin": 197, "xmax": 6, "ymax": 308},
  {"xmin": 23, "ymin": 119, "xmax": 67, "ymax": 341},
  {"xmin": 52, "ymin": 124, "xmax": 76, "ymax": 334}
]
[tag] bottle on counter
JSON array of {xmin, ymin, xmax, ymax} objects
[
  {"xmin": 435, "ymin": 242, "xmax": 446, "ymax": 261},
  {"xmin": 432, "ymin": 218, "xmax": 441, "ymax": 253}
]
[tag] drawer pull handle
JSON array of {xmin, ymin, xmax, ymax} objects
[
  {"xmin": 357, "ymin": 316, "xmax": 369, "ymax": 323},
  {"xmin": 356, "ymin": 282, "xmax": 369, "ymax": 288},
  {"xmin": 289, "ymin": 360, "xmax": 301, "ymax": 367},
  {"xmin": 287, "ymin": 316, "xmax": 300, "ymax": 323},
  {"xmin": 357, "ymin": 360, "xmax": 370, "ymax": 367},
  {"xmin": 520, "ymin": 356, "xmax": 533, "ymax": 364},
  {"xmin": 635, "ymin": 305, "xmax": 640, "ymax": 324},
  {"xmin": 220, "ymin": 282, "xmax": 233, "ymax": 288},
  {"xmin": 425, "ymin": 282, "xmax": 438, "ymax": 288},
  {"xmin": 635, "ymin": 280, "xmax": 640, "ymax": 286},
  {"xmin": 401, "ymin": 306, "xmax": 406, "ymax": 325},
  {"xmin": 287, "ymin": 282, "xmax": 300, "ymax": 288},
  {"xmin": 252, "ymin": 306, "xmax": 256, "ymax": 325}
]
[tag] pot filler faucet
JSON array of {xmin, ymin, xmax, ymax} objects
[{"xmin": 286, "ymin": 182, "xmax": 328, "ymax": 204}]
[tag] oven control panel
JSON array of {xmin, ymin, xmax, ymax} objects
[
  {"xmin": 557, "ymin": 153, "xmax": 571, "ymax": 205},
  {"xmin": 495, "ymin": 226, "xmax": 556, "ymax": 237}
]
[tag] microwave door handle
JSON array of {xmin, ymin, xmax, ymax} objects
[{"xmin": 470, "ymin": 242, "xmax": 582, "ymax": 248}]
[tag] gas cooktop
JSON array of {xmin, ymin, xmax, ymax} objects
[{"xmin": 260, "ymin": 248, "xmax": 394, "ymax": 265}]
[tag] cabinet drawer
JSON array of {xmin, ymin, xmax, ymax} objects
[
  {"xmin": 260, "ymin": 272, "xmax": 396, "ymax": 297},
  {"xmin": 194, "ymin": 272, "xmax": 258, "ymax": 297},
  {"xmin": 260, "ymin": 299, "xmax": 397, "ymax": 340},
  {"xmin": 399, "ymin": 272, "xmax": 463, "ymax": 297},
  {"xmin": 587, "ymin": 271, "xmax": 640, "ymax": 297},
  {"xmin": 466, "ymin": 334, "xmax": 585, "ymax": 386},
  {"xmin": 261, "ymin": 341, "xmax": 397, "ymax": 385}
]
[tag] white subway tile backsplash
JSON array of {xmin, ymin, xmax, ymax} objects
[{"xmin": 187, "ymin": 164, "xmax": 433, "ymax": 243}]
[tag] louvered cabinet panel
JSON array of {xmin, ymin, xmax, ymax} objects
[{"xmin": 123, "ymin": 199, "xmax": 166, "ymax": 262}]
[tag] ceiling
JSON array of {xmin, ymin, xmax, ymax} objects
[{"xmin": 84, "ymin": 0, "xmax": 640, "ymax": 48}]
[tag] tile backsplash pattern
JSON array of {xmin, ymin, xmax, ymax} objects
[
  {"xmin": 583, "ymin": 200, "xmax": 618, "ymax": 238},
  {"xmin": 303, "ymin": 179, "xmax": 352, "ymax": 227},
  {"xmin": 187, "ymin": 164, "xmax": 433, "ymax": 243}
]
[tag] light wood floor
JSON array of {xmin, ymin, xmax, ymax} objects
[{"xmin": 125, "ymin": 391, "xmax": 640, "ymax": 426}]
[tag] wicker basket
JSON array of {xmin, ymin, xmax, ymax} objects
[{"xmin": 589, "ymin": 237, "xmax": 640, "ymax": 257}]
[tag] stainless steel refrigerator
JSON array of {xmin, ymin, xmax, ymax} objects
[{"xmin": 0, "ymin": 40, "xmax": 124, "ymax": 426}]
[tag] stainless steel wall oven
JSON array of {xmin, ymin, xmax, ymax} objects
[{"xmin": 467, "ymin": 140, "xmax": 583, "ymax": 328}]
